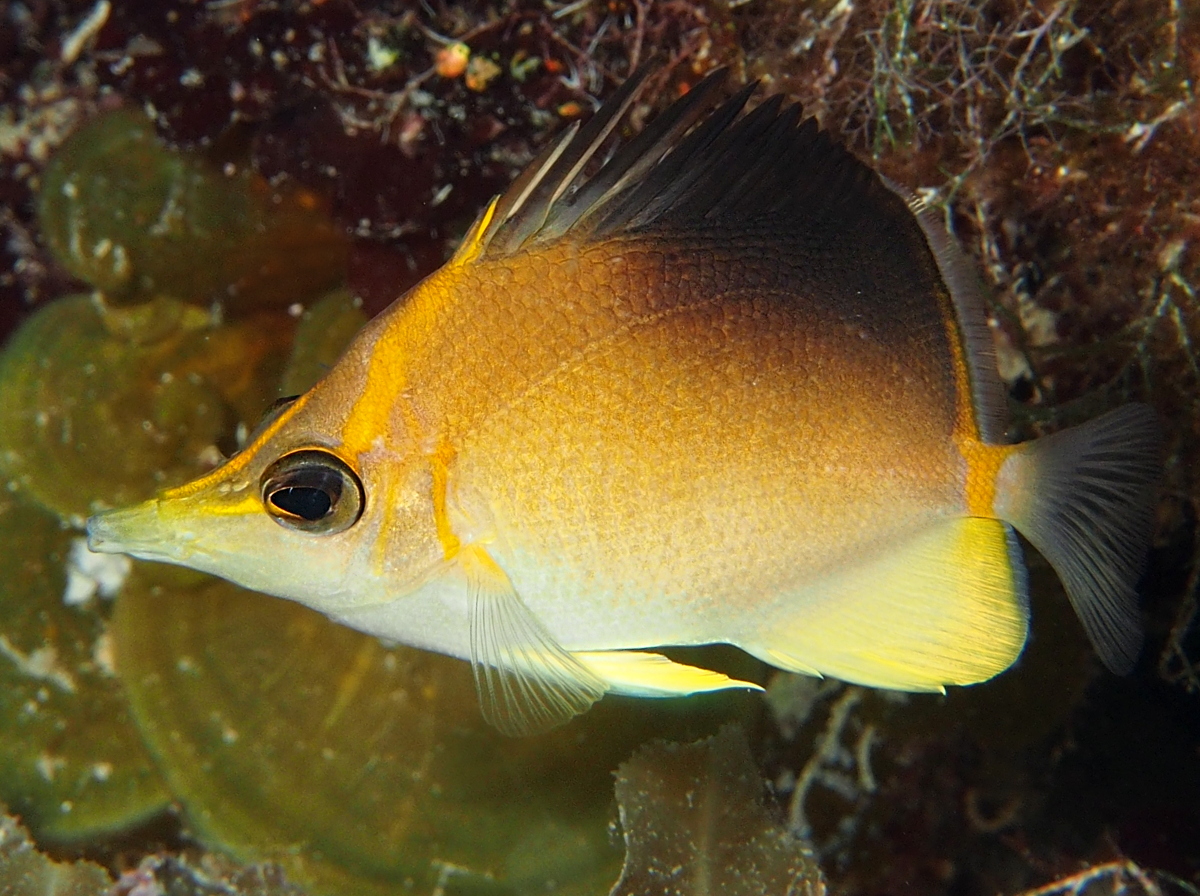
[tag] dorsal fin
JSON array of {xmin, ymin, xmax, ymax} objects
[
  {"xmin": 467, "ymin": 68, "xmax": 735, "ymax": 254},
  {"xmin": 470, "ymin": 68, "xmax": 902, "ymax": 259},
  {"xmin": 542, "ymin": 73, "xmax": 751, "ymax": 241},
  {"xmin": 890, "ymin": 184, "xmax": 1010, "ymax": 443},
  {"xmin": 478, "ymin": 64, "xmax": 673, "ymax": 257}
]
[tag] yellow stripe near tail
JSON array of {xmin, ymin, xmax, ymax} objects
[{"xmin": 956, "ymin": 433, "xmax": 1019, "ymax": 519}]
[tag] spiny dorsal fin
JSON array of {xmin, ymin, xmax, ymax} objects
[
  {"xmin": 540, "ymin": 71, "xmax": 749, "ymax": 242},
  {"xmin": 469, "ymin": 67, "xmax": 903, "ymax": 259},
  {"xmin": 478, "ymin": 64, "xmax": 665, "ymax": 257}
]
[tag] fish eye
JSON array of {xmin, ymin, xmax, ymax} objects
[{"xmin": 260, "ymin": 450, "xmax": 364, "ymax": 535}]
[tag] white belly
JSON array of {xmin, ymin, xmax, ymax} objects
[{"xmin": 327, "ymin": 540, "xmax": 723, "ymax": 661}]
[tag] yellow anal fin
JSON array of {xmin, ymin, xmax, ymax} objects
[
  {"xmin": 746, "ymin": 518, "xmax": 1029, "ymax": 692},
  {"xmin": 759, "ymin": 651, "xmax": 822, "ymax": 678},
  {"xmin": 574, "ymin": 651, "xmax": 763, "ymax": 699}
]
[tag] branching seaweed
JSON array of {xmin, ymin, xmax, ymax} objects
[{"xmin": 1015, "ymin": 860, "xmax": 1200, "ymax": 896}]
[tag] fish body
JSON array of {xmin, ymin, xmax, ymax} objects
[{"xmin": 88, "ymin": 70, "xmax": 1160, "ymax": 734}]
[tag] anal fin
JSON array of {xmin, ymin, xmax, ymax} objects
[
  {"xmin": 758, "ymin": 651, "xmax": 822, "ymax": 678},
  {"xmin": 575, "ymin": 651, "xmax": 763, "ymax": 698},
  {"xmin": 745, "ymin": 518, "xmax": 1029, "ymax": 692},
  {"xmin": 461, "ymin": 545, "xmax": 608, "ymax": 736}
]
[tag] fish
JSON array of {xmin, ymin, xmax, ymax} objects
[{"xmin": 87, "ymin": 68, "xmax": 1161, "ymax": 736}]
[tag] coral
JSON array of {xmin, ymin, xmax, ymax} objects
[{"xmin": 783, "ymin": 685, "xmax": 877, "ymax": 852}]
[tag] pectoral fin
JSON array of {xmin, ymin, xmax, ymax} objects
[
  {"xmin": 461, "ymin": 545, "xmax": 607, "ymax": 736},
  {"xmin": 575, "ymin": 651, "xmax": 764, "ymax": 698}
]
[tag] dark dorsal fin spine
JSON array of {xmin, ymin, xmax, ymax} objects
[
  {"xmin": 539, "ymin": 70, "xmax": 740, "ymax": 243},
  {"xmin": 625, "ymin": 92, "xmax": 790, "ymax": 231},
  {"xmin": 595, "ymin": 84, "xmax": 769, "ymax": 234},
  {"xmin": 482, "ymin": 66, "xmax": 654, "ymax": 256},
  {"xmin": 702, "ymin": 102, "xmax": 803, "ymax": 221}
]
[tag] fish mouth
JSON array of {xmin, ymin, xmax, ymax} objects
[{"xmin": 86, "ymin": 501, "xmax": 193, "ymax": 563}]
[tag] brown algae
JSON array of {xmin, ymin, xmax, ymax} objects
[
  {"xmin": 114, "ymin": 574, "xmax": 759, "ymax": 895},
  {"xmin": 37, "ymin": 108, "xmax": 347, "ymax": 309},
  {"xmin": 0, "ymin": 813, "xmax": 112, "ymax": 895},
  {"xmin": 0, "ymin": 294, "xmax": 294, "ymax": 522},
  {"xmin": 0, "ymin": 493, "xmax": 170, "ymax": 844}
]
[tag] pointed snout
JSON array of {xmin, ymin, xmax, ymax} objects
[
  {"xmin": 85, "ymin": 507, "xmax": 132, "ymax": 553},
  {"xmin": 86, "ymin": 500, "xmax": 191, "ymax": 562}
]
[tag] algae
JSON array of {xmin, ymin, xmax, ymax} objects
[
  {"xmin": 279, "ymin": 290, "xmax": 369, "ymax": 398},
  {"xmin": 611, "ymin": 726, "xmax": 825, "ymax": 896},
  {"xmin": 0, "ymin": 812, "xmax": 112, "ymax": 895},
  {"xmin": 113, "ymin": 573, "xmax": 639, "ymax": 896},
  {"xmin": 0, "ymin": 495, "xmax": 170, "ymax": 844},
  {"xmin": 0, "ymin": 294, "xmax": 293, "ymax": 521},
  {"xmin": 37, "ymin": 108, "xmax": 347, "ymax": 309}
]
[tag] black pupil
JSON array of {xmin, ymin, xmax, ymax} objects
[
  {"xmin": 270, "ymin": 486, "xmax": 333, "ymax": 521},
  {"xmin": 267, "ymin": 465, "xmax": 344, "ymax": 522}
]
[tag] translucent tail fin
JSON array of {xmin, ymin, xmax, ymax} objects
[{"xmin": 996, "ymin": 404, "xmax": 1161, "ymax": 673}]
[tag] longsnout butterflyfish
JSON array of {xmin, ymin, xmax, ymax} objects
[{"xmin": 88, "ymin": 68, "xmax": 1161, "ymax": 735}]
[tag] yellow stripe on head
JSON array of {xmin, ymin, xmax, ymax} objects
[
  {"xmin": 338, "ymin": 324, "xmax": 421, "ymax": 461},
  {"xmin": 160, "ymin": 393, "xmax": 312, "ymax": 500},
  {"xmin": 177, "ymin": 493, "xmax": 262, "ymax": 518}
]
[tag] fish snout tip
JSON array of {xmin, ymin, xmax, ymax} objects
[
  {"xmin": 85, "ymin": 502, "xmax": 169, "ymax": 558},
  {"xmin": 85, "ymin": 508, "xmax": 130, "ymax": 554}
]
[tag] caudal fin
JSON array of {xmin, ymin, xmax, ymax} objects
[{"xmin": 995, "ymin": 404, "xmax": 1161, "ymax": 674}]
